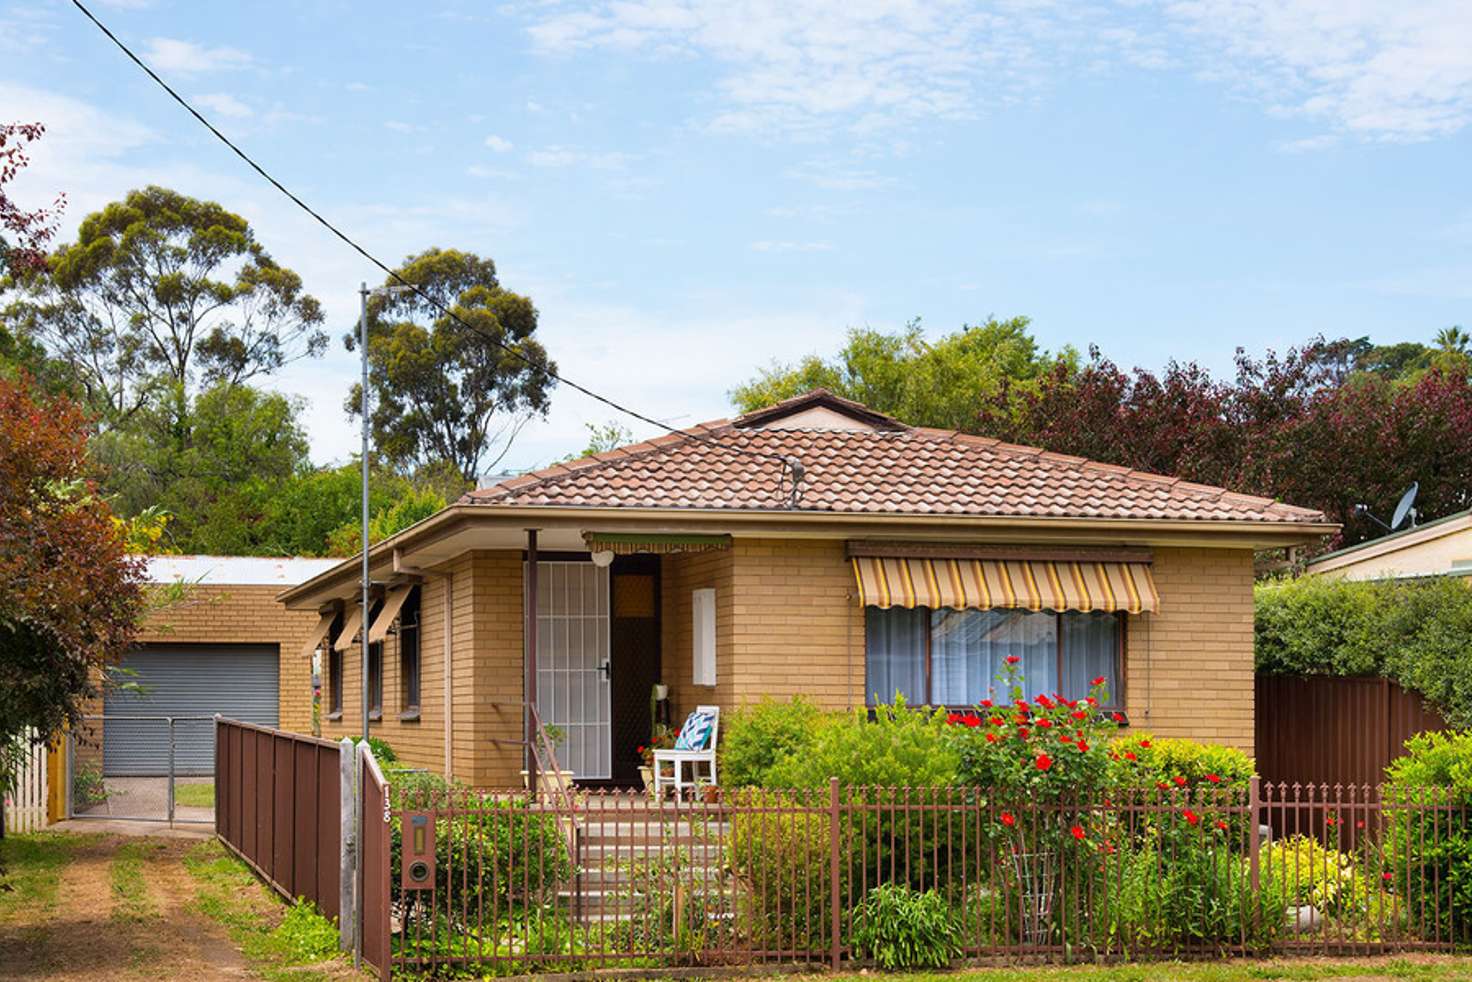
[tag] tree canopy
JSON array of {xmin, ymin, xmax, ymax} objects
[
  {"xmin": 0, "ymin": 376, "xmax": 144, "ymax": 765},
  {"xmin": 731, "ymin": 317, "xmax": 1067, "ymax": 431},
  {"xmin": 347, "ymin": 248, "xmax": 555, "ymax": 484},
  {"xmin": 3, "ymin": 186, "xmax": 326, "ymax": 426}
]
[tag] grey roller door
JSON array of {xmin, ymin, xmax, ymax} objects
[{"xmin": 103, "ymin": 643, "xmax": 280, "ymax": 776}]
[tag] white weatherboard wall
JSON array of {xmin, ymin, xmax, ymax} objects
[{"xmin": 5, "ymin": 729, "xmax": 48, "ymax": 833}]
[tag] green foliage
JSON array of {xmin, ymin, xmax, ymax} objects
[
  {"xmin": 731, "ymin": 317, "xmax": 1069, "ymax": 429},
  {"xmin": 1255, "ymin": 575, "xmax": 1472, "ymax": 727},
  {"xmin": 726, "ymin": 794, "xmax": 833, "ymax": 952},
  {"xmin": 719, "ymin": 696, "xmax": 827, "ymax": 788},
  {"xmin": 1109, "ymin": 733, "xmax": 1255, "ymax": 792},
  {"xmin": 325, "ymin": 483, "xmax": 445, "ymax": 556},
  {"xmin": 1260, "ymin": 835, "xmax": 1400, "ymax": 935},
  {"xmin": 1383, "ymin": 731, "xmax": 1472, "ymax": 942},
  {"xmin": 357, "ymin": 736, "xmax": 397, "ymax": 764},
  {"xmin": 556, "ymin": 419, "xmax": 633, "ymax": 463},
  {"xmin": 850, "ymin": 883, "xmax": 962, "ymax": 971},
  {"xmin": 348, "ymin": 248, "xmax": 555, "ymax": 483},
  {"xmin": 270, "ymin": 899, "xmax": 340, "ymax": 961},
  {"xmin": 763, "ymin": 698, "xmax": 959, "ymax": 789}
]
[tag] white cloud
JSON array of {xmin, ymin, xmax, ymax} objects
[
  {"xmin": 1160, "ymin": 0, "xmax": 1472, "ymax": 142},
  {"xmin": 525, "ymin": 146, "xmax": 636, "ymax": 169},
  {"xmin": 786, "ymin": 159, "xmax": 894, "ymax": 191},
  {"xmin": 194, "ymin": 92, "xmax": 252, "ymax": 118},
  {"xmin": 141, "ymin": 37, "xmax": 253, "ymax": 74},
  {"xmin": 484, "ymin": 134, "xmax": 514, "ymax": 152},
  {"xmin": 750, "ymin": 240, "xmax": 834, "ymax": 253},
  {"xmin": 383, "ymin": 120, "xmax": 423, "ymax": 133}
]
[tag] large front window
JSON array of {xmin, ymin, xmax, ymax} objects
[{"xmin": 865, "ymin": 607, "xmax": 1123, "ymax": 708}]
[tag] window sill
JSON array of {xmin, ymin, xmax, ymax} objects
[
  {"xmin": 398, "ymin": 709, "xmax": 421, "ymax": 723},
  {"xmin": 325, "ymin": 711, "xmax": 343, "ymax": 722},
  {"xmin": 368, "ymin": 710, "xmax": 383, "ymax": 722}
]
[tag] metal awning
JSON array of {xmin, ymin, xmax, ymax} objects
[
  {"xmin": 367, "ymin": 584, "xmax": 413, "ymax": 645},
  {"xmin": 850, "ymin": 556, "xmax": 1160, "ymax": 614},
  {"xmin": 582, "ymin": 532, "xmax": 732, "ymax": 555},
  {"xmin": 332, "ymin": 604, "xmax": 364, "ymax": 650},
  {"xmin": 299, "ymin": 609, "xmax": 337, "ymax": 658}
]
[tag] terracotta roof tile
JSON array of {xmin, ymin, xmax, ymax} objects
[{"xmin": 465, "ymin": 418, "xmax": 1326, "ymax": 524}]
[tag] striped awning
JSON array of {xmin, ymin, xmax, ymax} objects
[
  {"xmin": 582, "ymin": 532, "xmax": 732, "ymax": 556},
  {"xmin": 850, "ymin": 556, "xmax": 1160, "ymax": 614}
]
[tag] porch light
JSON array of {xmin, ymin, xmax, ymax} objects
[{"xmin": 590, "ymin": 549, "xmax": 615, "ymax": 568}]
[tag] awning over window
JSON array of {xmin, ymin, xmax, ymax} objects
[
  {"xmin": 299, "ymin": 609, "xmax": 337, "ymax": 658},
  {"xmin": 367, "ymin": 584, "xmax": 414, "ymax": 645},
  {"xmin": 332, "ymin": 604, "xmax": 364, "ymax": 650},
  {"xmin": 582, "ymin": 532, "xmax": 733, "ymax": 555},
  {"xmin": 850, "ymin": 556, "xmax": 1160, "ymax": 614}
]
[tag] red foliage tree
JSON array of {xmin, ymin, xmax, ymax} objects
[
  {"xmin": 0, "ymin": 376, "xmax": 144, "ymax": 760},
  {"xmin": 981, "ymin": 341, "xmax": 1472, "ymax": 548},
  {"xmin": 0, "ymin": 122, "xmax": 65, "ymax": 274}
]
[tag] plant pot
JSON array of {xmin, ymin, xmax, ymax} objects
[
  {"xmin": 638, "ymin": 765, "xmax": 654, "ymax": 793},
  {"xmin": 520, "ymin": 769, "xmax": 576, "ymax": 798}
]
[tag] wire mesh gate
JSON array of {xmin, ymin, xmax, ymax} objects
[{"xmin": 66, "ymin": 714, "xmax": 216, "ymax": 825}]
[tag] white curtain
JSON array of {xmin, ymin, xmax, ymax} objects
[
  {"xmin": 864, "ymin": 606, "xmax": 927, "ymax": 704},
  {"xmin": 932, "ymin": 609, "xmax": 1057, "ymax": 705}
]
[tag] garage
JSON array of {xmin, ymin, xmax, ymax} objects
[{"xmin": 102, "ymin": 643, "xmax": 280, "ymax": 776}]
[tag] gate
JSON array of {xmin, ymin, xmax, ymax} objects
[{"xmin": 66, "ymin": 715, "xmax": 215, "ymax": 824}]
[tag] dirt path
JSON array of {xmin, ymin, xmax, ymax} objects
[{"xmin": 0, "ymin": 835, "xmax": 251, "ymax": 982}]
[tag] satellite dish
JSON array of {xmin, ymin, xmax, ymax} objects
[{"xmin": 1390, "ymin": 482, "xmax": 1419, "ymax": 530}]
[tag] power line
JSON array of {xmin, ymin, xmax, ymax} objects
[{"xmin": 68, "ymin": 0, "xmax": 801, "ymax": 499}]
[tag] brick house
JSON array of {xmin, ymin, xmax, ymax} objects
[{"xmin": 278, "ymin": 390, "xmax": 1336, "ymax": 787}]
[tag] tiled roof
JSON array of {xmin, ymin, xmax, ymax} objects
[{"xmin": 465, "ymin": 393, "xmax": 1326, "ymax": 525}]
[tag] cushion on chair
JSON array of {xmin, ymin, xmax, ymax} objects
[{"xmin": 673, "ymin": 709, "xmax": 715, "ymax": 751}]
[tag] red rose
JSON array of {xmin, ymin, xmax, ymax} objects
[
  {"xmin": 947, "ymin": 712, "xmax": 963, "ymax": 725},
  {"xmin": 1326, "ymin": 817, "xmax": 1337, "ymax": 827},
  {"xmin": 1173, "ymin": 776, "xmax": 1187, "ymax": 787},
  {"xmin": 1059, "ymin": 734, "xmax": 1072, "ymax": 743},
  {"xmin": 1075, "ymin": 740, "xmax": 1089, "ymax": 752},
  {"xmin": 1036, "ymin": 695, "xmax": 1054, "ymax": 709},
  {"xmin": 1036, "ymin": 718, "xmax": 1053, "ymax": 728},
  {"xmin": 980, "ymin": 699, "xmax": 993, "ymax": 708},
  {"xmin": 1356, "ymin": 820, "xmax": 1366, "ymax": 830},
  {"xmin": 1005, "ymin": 655, "xmax": 1021, "ymax": 665},
  {"xmin": 1124, "ymin": 752, "xmax": 1137, "ymax": 762},
  {"xmin": 1382, "ymin": 872, "xmax": 1393, "ymax": 882},
  {"xmin": 1183, "ymin": 809, "xmax": 1200, "ymax": 825},
  {"xmin": 1000, "ymin": 812, "xmax": 1016, "ymax": 827},
  {"xmin": 1035, "ymin": 754, "xmax": 1053, "ymax": 771},
  {"xmin": 985, "ymin": 732, "xmax": 998, "ymax": 743},
  {"xmin": 1091, "ymin": 676, "xmax": 1106, "ymax": 686},
  {"xmin": 1017, "ymin": 727, "xmax": 1030, "ymax": 739},
  {"xmin": 1086, "ymin": 697, "xmax": 1098, "ymax": 707},
  {"xmin": 1072, "ymin": 710, "xmax": 1087, "ymax": 721},
  {"xmin": 1205, "ymin": 773, "xmax": 1221, "ymax": 784},
  {"xmin": 1015, "ymin": 700, "xmax": 1030, "ymax": 711},
  {"xmin": 965, "ymin": 714, "xmax": 981, "ymax": 728},
  {"xmin": 1215, "ymin": 820, "xmax": 1229, "ymax": 832},
  {"xmin": 1139, "ymin": 739, "xmax": 1151, "ymax": 748},
  {"xmin": 1155, "ymin": 781, "xmax": 1170, "ymax": 791},
  {"xmin": 1070, "ymin": 825, "xmax": 1085, "ymax": 841},
  {"xmin": 989, "ymin": 717, "xmax": 1005, "ymax": 727}
]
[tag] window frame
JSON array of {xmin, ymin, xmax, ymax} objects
[
  {"xmin": 327, "ymin": 646, "xmax": 343, "ymax": 720},
  {"xmin": 367, "ymin": 639, "xmax": 384, "ymax": 721},
  {"xmin": 398, "ymin": 587, "xmax": 421, "ymax": 720},
  {"xmin": 864, "ymin": 606, "xmax": 1126, "ymax": 710}
]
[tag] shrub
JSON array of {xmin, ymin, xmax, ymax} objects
[
  {"xmin": 727, "ymin": 793, "xmax": 834, "ymax": 953},
  {"xmin": 1383, "ymin": 730, "xmax": 1472, "ymax": 942},
  {"xmin": 763, "ymin": 697, "xmax": 958, "ymax": 789},
  {"xmin": 719, "ymin": 696, "xmax": 828, "ymax": 788},
  {"xmin": 1255, "ymin": 575, "xmax": 1472, "ymax": 727},
  {"xmin": 356, "ymin": 736, "xmax": 398, "ymax": 764},
  {"xmin": 850, "ymin": 884, "xmax": 961, "ymax": 971},
  {"xmin": 1260, "ymin": 835, "xmax": 1400, "ymax": 936},
  {"xmin": 1108, "ymin": 733, "xmax": 1255, "ymax": 793}
]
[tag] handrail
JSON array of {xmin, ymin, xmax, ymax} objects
[{"xmin": 488, "ymin": 700, "xmax": 578, "ymax": 865}]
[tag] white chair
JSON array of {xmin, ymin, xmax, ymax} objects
[{"xmin": 653, "ymin": 705, "xmax": 719, "ymax": 796}]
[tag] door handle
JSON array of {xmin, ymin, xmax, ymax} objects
[{"xmin": 597, "ymin": 661, "xmax": 611, "ymax": 680}]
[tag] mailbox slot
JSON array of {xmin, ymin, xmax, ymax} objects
[{"xmin": 401, "ymin": 811, "xmax": 435, "ymax": 891}]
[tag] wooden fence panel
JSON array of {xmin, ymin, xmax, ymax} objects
[
  {"xmin": 215, "ymin": 718, "xmax": 342, "ymax": 922},
  {"xmin": 1256, "ymin": 675, "xmax": 1447, "ymax": 789}
]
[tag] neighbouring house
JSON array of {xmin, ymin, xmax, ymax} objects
[
  {"xmin": 278, "ymin": 389, "xmax": 1336, "ymax": 787},
  {"xmin": 1305, "ymin": 508, "xmax": 1472, "ymax": 581},
  {"xmin": 76, "ymin": 555, "xmax": 340, "ymax": 782}
]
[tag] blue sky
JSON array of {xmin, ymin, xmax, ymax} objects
[{"xmin": 4, "ymin": 0, "xmax": 1471, "ymax": 474}]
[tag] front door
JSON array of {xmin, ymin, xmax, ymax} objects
[{"xmin": 534, "ymin": 561, "xmax": 612, "ymax": 779}]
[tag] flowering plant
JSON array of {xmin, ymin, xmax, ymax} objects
[{"xmin": 637, "ymin": 723, "xmax": 677, "ymax": 767}]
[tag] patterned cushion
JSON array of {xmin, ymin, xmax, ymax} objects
[{"xmin": 673, "ymin": 710, "xmax": 715, "ymax": 751}]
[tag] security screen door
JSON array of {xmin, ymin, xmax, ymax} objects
[{"xmin": 534, "ymin": 561, "xmax": 612, "ymax": 779}]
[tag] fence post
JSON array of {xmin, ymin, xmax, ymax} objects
[
  {"xmin": 167, "ymin": 717, "xmax": 176, "ymax": 826},
  {"xmin": 339, "ymin": 737, "xmax": 357, "ymax": 954},
  {"xmin": 829, "ymin": 776, "xmax": 841, "ymax": 970},
  {"xmin": 1248, "ymin": 775, "xmax": 1261, "ymax": 892}
]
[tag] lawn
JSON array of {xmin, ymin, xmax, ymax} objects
[
  {"xmin": 820, "ymin": 959, "xmax": 1472, "ymax": 982},
  {"xmin": 173, "ymin": 780, "xmax": 215, "ymax": 808}
]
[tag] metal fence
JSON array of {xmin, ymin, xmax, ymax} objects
[
  {"xmin": 66, "ymin": 715, "xmax": 215, "ymax": 824},
  {"xmin": 383, "ymin": 778, "xmax": 1469, "ymax": 975},
  {"xmin": 215, "ymin": 718, "xmax": 343, "ymax": 920}
]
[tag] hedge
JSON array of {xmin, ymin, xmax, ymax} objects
[{"xmin": 1255, "ymin": 575, "xmax": 1472, "ymax": 727}]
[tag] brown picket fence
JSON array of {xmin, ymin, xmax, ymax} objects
[{"xmin": 385, "ymin": 778, "xmax": 1470, "ymax": 975}]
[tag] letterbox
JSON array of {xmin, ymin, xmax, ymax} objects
[{"xmin": 401, "ymin": 811, "xmax": 435, "ymax": 891}]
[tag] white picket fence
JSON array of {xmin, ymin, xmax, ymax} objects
[{"xmin": 4, "ymin": 729, "xmax": 50, "ymax": 834}]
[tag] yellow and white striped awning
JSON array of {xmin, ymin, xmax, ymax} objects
[{"xmin": 850, "ymin": 556, "xmax": 1159, "ymax": 614}]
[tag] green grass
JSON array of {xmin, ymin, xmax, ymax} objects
[
  {"xmin": 819, "ymin": 959, "xmax": 1472, "ymax": 982},
  {"xmin": 182, "ymin": 839, "xmax": 349, "ymax": 982},
  {"xmin": 172, "ymin": 781, "xmax": 214, "ymax": 809},
  {"xmin": 0, "ymin": 833, "xmax": 88, "ymax": 922},
  {"xmin": 109, "ymin": 839, "xmax": 163, "ymax": 923}
]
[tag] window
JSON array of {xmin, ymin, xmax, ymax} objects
[
  {"xmin": 692, "ymin": 588, "xmax": 716, "ymax": 686},
  {"xmin": 368, "ymin": 640, "xmax": 383, "ymax": 720},
  {"xmin": 398, "ymin": 587, "xmax": 421, "ymax": 718},
  {"xmin": 327, "ymin": 646, "xmax": 343, "ymax": 719},
  {"xmin": 865, "ymin": 607, "xmax": 1123, "ymax": 708}
]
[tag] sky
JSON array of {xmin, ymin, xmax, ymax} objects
[{"xmin": 4, "ymin": 0, "xmax": 1472, "ymax": 477}]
